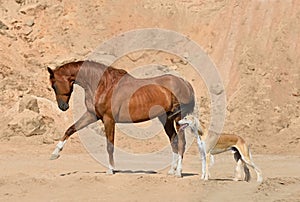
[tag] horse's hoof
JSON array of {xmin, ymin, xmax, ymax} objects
[
  {"xmin": 167, "ymin": 169, "xmax": 176, "ymax": 175},
  {"xmin": 106, "ymin": 169, "xmax": 114, "ymax": 175},
  {"xmin": 50, "ymin": 154, "xmax": 60, "ymax": 160},
  {"xmin": 175, "ymin": 172, "xmax": 182, "ymax": 178},
  {"xmin": 257, "ymin": 177, "xmax": 263, "ymax": 183}
]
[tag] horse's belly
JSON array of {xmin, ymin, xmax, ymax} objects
[{"xmin": 116, "ymin": 86, "xmax": 173, "ymax": 122}]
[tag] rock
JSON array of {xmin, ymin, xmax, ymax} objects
[
  {"xmin": 47, "ymin": 5, "xmax": 64, "ymax": 18},
  {"xmin": 274, "ymin": 106, "xmax": 281, "ymax": 113},
  {"xmin": 170, "ymin": 58, "xmax": 188, "ymax": 65},
  {"xmin": 19, "ymin": 94, "xmax": 40, "ymax": 113},
  {"xmin": 42, "ymin": 136, "xmax": 54, "ymax": 144},
  {"xmin": 25, "ymin": 19, "xmax": 35, "ymax": 27},
  {"xmin": 20, "ymin": 26, "xmax": 33, "ymax": 35},
  {"xmin": 7, "ymin": 109, "xmax": 46, "ymax": 137},
  {"xmin": 19, "ymin": 3, "xmax": 47, "ymax": 15},
  {"xmin": 126, "ymin": 51, "xmax": 147, "ymax": 62},
  {"xmin": 210, "ymin": 83, "xmax": 224, "ymax": 95},
  {"xmin": 4, "ymin": 106, "xmax": 60, "ymax": 140},
  {"xmin": 183, "ymin": 52, "xmax": 189, "ymax": 59},
  {"xmin": 15, "ymin": 0, "xmax": 25, "ymax": 5},
  {"xmin": 0, "ymin": 20, "xmax": 9, "ymax": 30},
  {"xmin": 169, "ymin": 65, "xmax": 178, "ymax": 70}
]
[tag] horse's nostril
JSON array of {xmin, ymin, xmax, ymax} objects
[
  {"xmin": 58, "ymin": 100, "xmax": 69, "ymax": 111},
  {"xmin": 61, "ymin": 104, "xmax": 69, "ymax": 111}
]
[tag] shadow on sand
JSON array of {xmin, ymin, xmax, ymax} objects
[{"xmin": 59, "ymin": 170, "xmax": 200, "ymax": 178}]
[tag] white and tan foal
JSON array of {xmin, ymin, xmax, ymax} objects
[{"xmin": 178, "ymin": 115, "xmax": 263, "ymax": 182}]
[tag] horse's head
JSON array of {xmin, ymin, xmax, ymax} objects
[{"xmin": 47, "ymin": 67, "xmax": 75, "ymax": 111}]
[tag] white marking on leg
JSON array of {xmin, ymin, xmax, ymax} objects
[
  {"xmin": 56, "ymin": 140, "xmax": 67, "ymax": 150},
  {"xmin": 52, "ymin": 140, "xmax": 67, "ymax": 155},
  {"xmin": 51, "ymin": 147, "xmax": 60, "ymax": 156},
  {"xmin": 168, "ymin": 152, "xmax": 179, "ymax": 175},
  {"xmin": 175, "ymin": 155, "xmax": 183, "ymax": 177},
  {"xmin": 108, "ymin": 164, "xmax": 114, "ymax": 170},
  {"xmin": 106, "ymin": 163, "xmax": 114, "ymax": 175}
]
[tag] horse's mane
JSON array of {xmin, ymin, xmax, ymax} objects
[
  {"xmin": 58, "ymin": 60, "xmax": 128, "ymax": 75},
  {"xmin": 54, "ymin": 60, "xmax": 129, "ymax": 90}
]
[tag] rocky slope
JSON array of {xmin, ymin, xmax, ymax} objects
[{"xmin": 0, "ymin": 0, "xmax": 299, "ymax": 154}]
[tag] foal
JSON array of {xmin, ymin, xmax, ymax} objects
[{"xmin": 179, "ymin": 115, "xmax": 263, "ymax": 182}]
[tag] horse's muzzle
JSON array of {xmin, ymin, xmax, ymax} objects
[{"xmin": 58, "ymin": 100, "xmax": 69, "ymax": 111}]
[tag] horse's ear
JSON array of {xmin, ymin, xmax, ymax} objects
[{"xmin": 47, "ymin": 67, "xmax": 54, "ymax": 78}]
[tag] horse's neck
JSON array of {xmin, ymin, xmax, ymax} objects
[
  {"xmin": 72, "ymin": 62, "xmax": 127, "ymax": 93},
  {"xmin": 75, "ymin": 63, "xmax": 105, "ymax": 91}
]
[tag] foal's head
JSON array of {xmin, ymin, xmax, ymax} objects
[
  {"xmin": 47, "ymin": 66, "xmax": 75, "ymax": 111},
  {"xmin": 178, "ymin": 115, "xmax": 204, "ymax": 136}
]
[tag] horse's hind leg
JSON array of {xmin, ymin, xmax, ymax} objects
[
  {"xmin": 175, "ymin": 118, "xmax": 186, "ymax": 178},
  {"xmin": 50, "ymin": 111, "xmax": 97, "ymax": 160},
  {"xmin": 159, "ymin": 116, "xmax": 179, "ymax": 176}
]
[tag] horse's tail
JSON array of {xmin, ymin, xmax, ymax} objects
[{"xmin": 185, "ymin": 80, "xmax": 196, "ymax": 113}]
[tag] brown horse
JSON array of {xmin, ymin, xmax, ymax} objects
[{"xmin": 47, "ymin": 61, "xmax": 195, "ymax": 177}]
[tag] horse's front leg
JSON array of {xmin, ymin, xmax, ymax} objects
[
  {"xmin": 159, "ymin": 117, "xmax": 178, "ymax": 176},
  {"xmin": 168, "ymin": 136, "xmax": 178, "ymax": 175},
  {"xmin": 103, "ymin": 116, "xmax": 115, "ymax": 175},
  {"xmin": 50, "ymin": 111, "xmax": 97, "ymax": 160}
]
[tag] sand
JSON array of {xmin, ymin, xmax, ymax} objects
[{"xmin": 0, "ymin": 0, "xmax": 299, "ymax": 201}]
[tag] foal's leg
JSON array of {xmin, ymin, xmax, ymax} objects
[
  {"xmin": 50, "ymin": 111, "xmax": 97, "ymax": 160},
  {"xmin": 204, "ymin": 152, "xmax": 211, "ymax": 180},
  {"xmin": 233, "ymin": 151, "xmax": 243, "ymax": 181},
  {"xmin": 196, "ymin": 136, "xmax": 207, "ymax": 179},
  {"xmin": 243, "ymin": 163, "xmax": 251, "ymax": 182},
  {"xmin": 159, "ymin": 117, "xmax": 178, "ymax": 176},
  {"xmin": 103, "ymin": 116, "xmax": 115, "ymax": 175},
  {"xmin": 242, "ymin": 157, "xmax": 263, "ymax": 182},
  {"xmin": 233, "ymin": 159, "xmax": 243, "ymax": 181}
]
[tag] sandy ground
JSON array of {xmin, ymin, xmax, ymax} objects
[
  {"xmin": 1, "ymin": 141, "xmax": 300, "ymax": 202},
  {"xmin": 1, "ymin": 0, "xmax": 300, "ymax": 201}
]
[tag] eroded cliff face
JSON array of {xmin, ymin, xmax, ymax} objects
[{"xmin": 0, "ymin": 0, "xmax": 299, "ymax": 154}]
